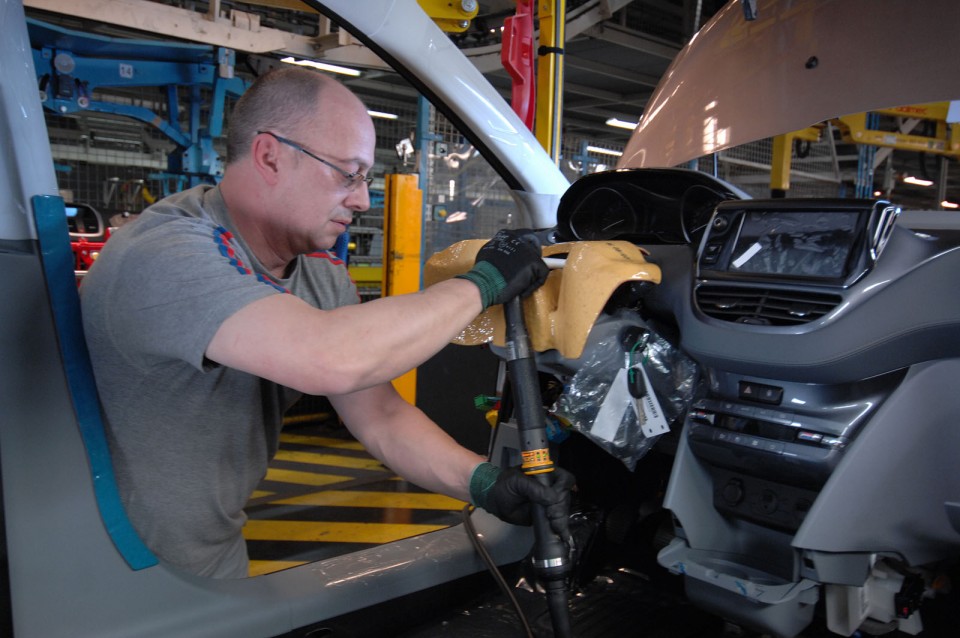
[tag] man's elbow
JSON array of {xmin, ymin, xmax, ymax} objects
[{"xmin": 297, "ymin": 360, "xmax": 373, "ymax": 396}]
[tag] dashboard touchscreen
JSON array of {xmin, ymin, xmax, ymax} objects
[
  {"xmin": 730, "ymin": 210, "xmax": 860, "ymax": 279},
  {"xmin": 698, "ymin": 199, "xmax": 898, "ymax": 287}
]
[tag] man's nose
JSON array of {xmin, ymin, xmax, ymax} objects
[{"xmin": 344, "ymin": 182, "xmax": 370, "ymax": 211}]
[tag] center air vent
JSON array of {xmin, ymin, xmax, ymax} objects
[{"xmin": 696, "ymin": 284, "xmax": 842, "ymax": 326}]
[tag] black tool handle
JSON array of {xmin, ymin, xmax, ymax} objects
[{"xmin": 503, "ymin": 296, "xmax": 572, "ymax": 637}]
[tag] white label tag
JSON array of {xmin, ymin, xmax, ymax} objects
[
  {"xmin": 591, "ymin": 367, "xmax": 632, "ymax": 443},
  {"xmin": 635, "ymin": 364, "xmax": 670, "ymax": 437},
  {"xmin": 732, "ymin": 241, "xmax": 762, "ymax": 269}
]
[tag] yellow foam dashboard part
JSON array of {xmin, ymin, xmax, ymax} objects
[{"xmin": 424, "ymin": 240, "xmax": 662, "ymax": 359}]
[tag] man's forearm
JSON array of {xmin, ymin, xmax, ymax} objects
[{"xmin": 331, "ymin": 385, "xmax": 484, "ymax": 502}]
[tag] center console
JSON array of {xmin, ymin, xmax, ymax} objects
[
  {"xmin": 657, "ymin": 199, "xmax": 913, "ymax": 637},
  {"xmin": 685, "ymin": 368, "xmax": 904, "ymax": 533},
  {"xmin": 684, "ymin": 200, "xmax": 904, "ymax": 531}
]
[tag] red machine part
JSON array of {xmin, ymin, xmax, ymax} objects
[
  {"xmin": 71, "ymin": 227, "xmax": 113, "ymax": 282},
  {"xmin": 501, "ymin": 0, "xmax": 535, "ymax": 131}
]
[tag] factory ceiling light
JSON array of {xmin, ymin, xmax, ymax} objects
[
  {"xmin": 586, "ymin": 145, "xmax": 623, "ymax": 157},
  {"xmin": 903, "ymin": 175, "xmax": 934, "ymax": 187},
  {"xmin": 280, "ymin": 56, "xmax": 361, "ymax": 77},
  {"xmin": 605, "ymin": 117, "xmax": 639, "ymax": 130}
]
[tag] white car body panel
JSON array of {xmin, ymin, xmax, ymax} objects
[{"xmin": 620, "ymin": 0, "xmax": 960, "ymax": 169}]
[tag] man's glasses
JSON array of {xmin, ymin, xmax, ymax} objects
[{"xmin": 258, "ymin": 131, "xmax": 373, "ymax": 190}]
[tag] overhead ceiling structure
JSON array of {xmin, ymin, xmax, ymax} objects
[
  {"xmin": 21, "ymin": 0, "xmax": 960, "ymax": 209},
  {"xmin": 448, "ymin": 0, "xmax": 724, "ymax": 142},
  {"xmin": 24, "ymin": 0, "xmax": 719, "ymax": 139}
]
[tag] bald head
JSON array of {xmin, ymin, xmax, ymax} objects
[{"xmin": 226, "ymin": 67, "xmax": 371, "ymax": 165}]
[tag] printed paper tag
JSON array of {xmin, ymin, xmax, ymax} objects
[
  {"xmin": 591, "ymin": 367, "xmax": 631, "ymax": 443},
  {"xmin": 634, "ymin": 364, "xmax": 670, "ymax": 437}
]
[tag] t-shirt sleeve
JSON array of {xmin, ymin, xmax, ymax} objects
[
  {"xmin": 297, "ymin": 251, "xmax": 361, "ymax": 310},
  {"xmin": 91, "ymin": 218, "xmax": 280, "ymax": 371}
]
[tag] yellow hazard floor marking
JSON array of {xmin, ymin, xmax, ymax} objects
[
  {"xmin": 249, "ymin": 560, "xmax": 309, "ymax": 577},
  {"xmin": 263, "ymin": 467, "xmax": 356, "ymax": 487},
  {"xmin": 273, "ymin": 449, "xmax": 387, "ymax": 470},
  {"xmin": 279, "ymin": 432, "xmax": 366, "ymax": 451},
  {"xmin": 243, "ymin": 520, "xmax": 449, "ymax": 544},
  {"xmin": 246, "ymin": 428, "xmax": 462, "ymax": 576},
  {"xmin": 271, "ymin": 490, "xmax": 466, "ymax": 510}
]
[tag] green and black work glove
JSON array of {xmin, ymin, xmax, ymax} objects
[
  {"xmin": 469, "ymin": 462, "xmax": 575, "ymax": 542},
  {"xmin": 456, "ymin": 229, "xmax": 549, "ymax": 309}
]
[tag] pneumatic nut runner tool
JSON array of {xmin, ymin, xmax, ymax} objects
[{"xmin": 504, "ymin": 294, "xmax": 573, "ymax": 637}]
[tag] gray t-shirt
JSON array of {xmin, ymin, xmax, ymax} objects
[{"xmin": 80, "ymin": 184, "xmax": 358, "ymax": 578}]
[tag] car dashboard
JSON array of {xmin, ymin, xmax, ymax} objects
[
  {"xmin": 554, "ymin": 169, "xmax": 960, "ymax": 385},
  {"xmin": 539, "ymin": 167, "xmax": 960, "ymax": 637}
]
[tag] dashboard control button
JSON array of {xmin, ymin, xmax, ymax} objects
[
  {"xmin": 763, "ymin": 440, "xmax": 784, "ymax": 454},
  {"xmin": 721, "ymin": 479, "xmax": 745, "ymax": 506},
  {"xmin": 739, "ymin": 381, "xmax": 784, "ymax": 405},
  {"xmin": 759, "ymin": 490, "xmax": 779, "ymax": 515}
]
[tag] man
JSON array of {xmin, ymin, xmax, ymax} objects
[{"xmin": 81, "ymin": 66, "xmax": 573, "ymax": 578}]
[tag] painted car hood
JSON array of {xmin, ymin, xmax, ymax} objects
[{"xmin": 619, "ymin": 0, "xmax": 960, "ymax": 169}]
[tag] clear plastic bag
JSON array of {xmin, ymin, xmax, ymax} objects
[{"xmin": 551, "ymin": 312, "xmax": 700, "ymax": 470}]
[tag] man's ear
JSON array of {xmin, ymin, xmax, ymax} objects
[{"xmin": 250, "ymin": 133, "xmax": 283, "ymax": 186}]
